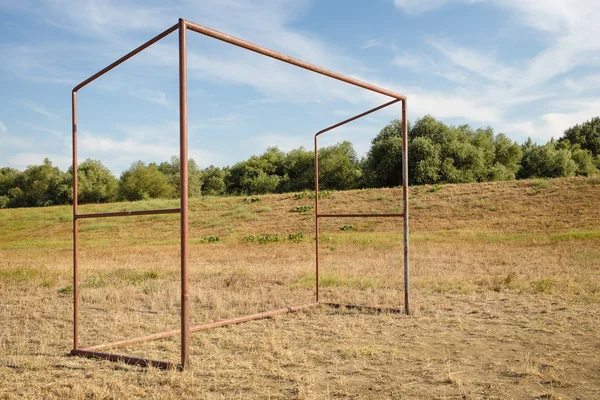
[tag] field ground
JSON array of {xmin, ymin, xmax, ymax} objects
[{"xmin": 1, "ymin": 176, "xmax": 599, "ymax": 399}]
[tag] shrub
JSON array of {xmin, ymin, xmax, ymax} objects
[
  {"xmin": 290, "ymin": 205, "xmax": 313, "ymax": 213},
  {"xmin": 287, "ymin": 232, "xmax": 305, "ymax": 242},
  {"xmin": 244, "ymin": 234, "xmax": 282, "ymax": 244},
  {"xmin": 340, "ymin": 224, "xmax": 355, "ymax": 231}
]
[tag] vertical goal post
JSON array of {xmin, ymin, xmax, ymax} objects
[{"xmin": 71, "ymin": 18, "xmax": 409, "ymax": 370}]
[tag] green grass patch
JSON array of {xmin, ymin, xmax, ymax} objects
[
  {"xmin": 531, "ymin": 179, "xmax": 552, "ymax": 193},
  {"xmin": 290, "ymin": 205, "xmax": 313, "ymax": 213},
  {"xmin": 0, "ymin": 266, "xmax": 59, "ymax": 287},
  {"xmin": 533, "ymin": 278, "xmax": 555, "ymax": 293},
  {"xmin": 293, "ymin": 190, "xmax": 331, "ymax": 200},
  {"xmin": 586, "ymin": 176, "xmax": 600, "ymax": 185},
  {"xmin": 243, "ymin": 197, "xmax": 261, "ymax": 203},
  {"xmin": 219, "ymin": 206, "xmax": 258, "ymax": 221}
]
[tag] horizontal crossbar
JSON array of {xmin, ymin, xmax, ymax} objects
[
  {"xmin": 317, "ymin": 213, "xmax": 404, "ymax": 218},
  {"xmin": 81, "ymin": 302, "xmax": 319, "ymax": 352},
  {"xmin": 75, "ymin": 208, "xmax": 180, "ymax": 219},
  {"xmin": 72, "ymin": 302, "xmax": 402, "ymax": 370},
  {"xmin": 71, "ymin": 349, "xmax": 177, "ymax": 370}
]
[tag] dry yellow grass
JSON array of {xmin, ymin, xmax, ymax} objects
[{"xmin": 1, "ymin": 176, "xmax": 599, "ymax": 399}]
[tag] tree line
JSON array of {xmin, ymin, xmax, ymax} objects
[{"xmin": 1, "ymin": 115, "xmax": 598, "ymax": 209}]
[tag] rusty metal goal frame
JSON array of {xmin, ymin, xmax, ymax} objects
[{"xmin": 71, "ymin": 18, "xmax": 409, "ymax": 370}]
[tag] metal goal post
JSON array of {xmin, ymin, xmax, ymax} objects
[{"xmin": 71, "ymin": 18, "xmax": 409, "ymax": 370}]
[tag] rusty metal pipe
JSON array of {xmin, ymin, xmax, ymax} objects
[
  {"xmin": 314, "ymin": 99, "xmax": 402, "ymax": 307},
  {"xmin": 72, "ymin": 90, "xmax": 79, "ymax": 350},
  {"xmin": 314, "ymin": 135, "xmax": 320, "ymax": 303},
  {"xmin": 75, "ymin": 208, "xmax": 180, "ymax": 219},
  {"xmin": 73, "ymin": 24, "xmax": 179, "ymax": 92},
  {"xmin": 317, "ymin": 213, "xmax": 404, "ymax": 218},
  {"xmin": 81, "ymin": 303, "xmax": 319, "ymax": 352},
  {"xmin": 178, "ymin": 18, "xmax": 190, "ymax": 369},
  {"xmin": 71, "ymin": 349, "xmax": 177, "ymax": 370},
  {"xmin": 314, "ymin": 99, "xmax": 401, "ymax": 138},
  {"xmin": 184, "ymin": 20, "xmax": 405, "ymax": 101},
  {"xmin": 402, "ymin": 99, "xmax": 410, "ymax": 315}
]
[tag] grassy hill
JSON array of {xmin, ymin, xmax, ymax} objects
[
  {"xmin": 2, "ymin": 176, "xmax": 600, "ymax": 250},
  {"xmin": 1, "ymin": 176, "xmax": 599, "ymax": 399}
]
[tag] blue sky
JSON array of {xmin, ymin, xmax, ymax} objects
[{"xmin": 1, "ymin": 0, "xmax": 599, "ymax": 175}]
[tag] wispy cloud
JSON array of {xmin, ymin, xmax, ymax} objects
[
  {"xmin": 361, "ymin": 39, "xmax": 383, "ymax": 49},
  {"xmin": 5, "ymin": 152, "xmax": 71, "ymax": 171},
  {"xmin": 427, "ymin": 38, "xmax": 515, "ymax": 83},
  {"xmin": 131, "ymin": 89, "xmax": 169, "ymax": 106},
  {"xmin": 20, "ymin": 101, "xmax": 59, "ymax": 119},
  {"xmin": 393, "ymin": 0, "xmax": 478, "ymax": 14},
  {"xmin": 0, "ymin": 121, "xmax": 6, "ymax": 133},
  {"xmin": 26, "ymin": 124, "xmax": 66, "ymax": 138}
]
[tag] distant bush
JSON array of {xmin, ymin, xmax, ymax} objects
[
  {"xmin": 294, "ymin": 190, "xmax": 331, "ymax": 200},
  {"xmin": 244, "ymin": 234, "xmax": 282, "ymax": 244},
  {"xmin": 340, "ymin": 224, "xmax": 355, "ymax": 231},
  {"xmin": 287, "ymin": 232, "xmax": 305, "ymax": 242},
  {"xmin": 201, "ymin": 236, "xmax": 220, "ymax": 243},
  {"xmin": 243, "ymin": 197, "xmax": 261, "ymax": 203},
  {"xmin": 244, "ymin": 233, "xmax": 305, "ymax": 244},
  {"xmin": 518, "ymin": 140, "xmax": 577, "ymax": 179},
  {"xmin": 428, "ymin": 184, "xmax": 443, "ymax": 193}
]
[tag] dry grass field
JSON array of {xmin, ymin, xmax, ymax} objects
[{"xmin": 1, "ymin": 176, "xmax": 599, "ymax": 399}]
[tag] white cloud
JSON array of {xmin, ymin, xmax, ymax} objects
[
  {"xmin": 20, "ymin": 101, "xmax": 59, "ymax": 119},
  {"xmin": 393, "ymin": 52, "xmax": 469, "ymax": 83},
  {"xmin": 393, "ymin": 0, "xmax": 480, "ymax": 14},
  {"xmin": 250, "ymin": 133, "xmax": 308, "ymax": 153},
  {"xmin": 427, "ymin": 38, "xmax": 515, "ymax": 83},
  {"xmin": 391, "ymin": 0, "xmax": 600, "ymax": 142},
  {"xmin": 407, "ymin": 91, "xmax": 500, "ymax": 122},
  {"xmin": 26, "ymin": 124, "xmax": 66, "ymax": 137},
  {"xmin": 361, "ymin": 39, "xmax": 383, "ymax": 50},
  {"xmin": 76, "ymin": 130, "xmax": 227, "ymax": 174},
  {"xmin": 131, "ymin": 89, "xmax": 169, "ymax": 106},
  {"xmin": 6, "ymin": 152, "xmax": 71, "ymax": 171},
  {"xmin": 0, "ymin": 121, "xmax": 6, "ymax": 133}
]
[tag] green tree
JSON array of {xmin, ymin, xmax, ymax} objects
[
  {"xmin": 201, "ymin": 165, "xmax": 228, "ymax": 196},
  {"xmin": 318, "ymin": 141, "xmax": 362, "ymax": 190},
  {"xmin": 281, "ymin": 147, "xmax": 314, "ymax": 192},
  {"xmin": 518, "ymin": 139, "xmax": 577, "ymax": 179},
  {"xmin": 559, "ymin": 117, "xmax": 600, "ymax": 158},
  {"xmin": 0, "ymin": 167, "xmax": 20, "ymax": 208},
  {"xmin": 68, "ymin": 159, "xmax": 118, "ymax": 204},
  {"xmin": 365, "ymin": 116, "xmax": 523, "ymax": 186},
  {"xmin": 362, "ymin": 119, "xmax": 404, "ymax": 188},
  {"xmin": 9, "ymin": 159, "xmax": 71, "ymax": 207},
  {"xmin": 157, "ymin": 156, "xmax": 203, "ymax": 197},
  {"xmin": 118, "ymin": 161, "xmax": 175, "ymax": 201},
  {"xmin": 226, "ymin": 147, "xmax": 285, "ymax": 195}
]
